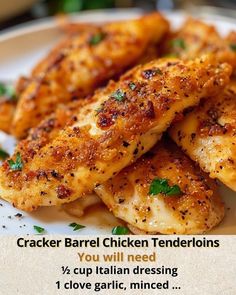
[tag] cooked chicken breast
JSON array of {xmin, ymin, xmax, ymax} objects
[
  {"xmin": 95, "ymin": 138, "xmax": 225, "ymax": 234},
  {"xmin": 15, "ymin": 43, "xmax": 162, "ymax": 151},
  {"xmin": 0, "ymin": 36, "xmax": 161, "ymax": 136},
  {"xmin": 12, "ymin": 13, "xmax": 169, "ymax": 139},
  {"xmin": 161, "ymin": 18, "xmax": 236, "ymax": 191},
  {"xmin": 0, "ymin": 56, "xmax": 231, "ymax": 211},
  {"xmin": 162, "ymin": 18, "xmax": 236, "ymax": 69},
  {"xmin": 169, "ymin": 81, "xmax": 236, "ymax": 191}
]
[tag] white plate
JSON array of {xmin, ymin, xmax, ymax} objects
[{"xmin": 0, "ymin": 9, "xmax": 235, "ymax": 235}]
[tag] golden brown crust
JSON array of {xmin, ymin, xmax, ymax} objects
[
  {"xmin": 0, "ymin": 56, "xmax": 231, "ymax": 211},
  {"xmin": 162, "ymin": 18, "xmax": 236, "ymax": 69},
  {"xmin": 169, "ymin": 81, "xmax": 236, "ymax": 191},
  {"xmin": 17, "ymin": 98, "xmax": 94, "ymax": 159},
  {"xmin": 159, "ymin": 18, "xmax": 236, "ymax": 191},
  {"xmin": 95, "ymin": 138, "xmax": 225, "ymax": 234},
  {"xmin": 12, "ymin": 13, "xmax": 169, "ymax": 138},
  {"xmin": 14, "ymin": 40, "xmax": 162, "ymax": 153}
]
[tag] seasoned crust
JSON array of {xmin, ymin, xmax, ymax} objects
[
  {"xmin": 16, "ymin": 98, "xmax": 94, "ymax": 159},
  {"xmin": 162, "ymin": 18, "xmax": 236, "ymax": 69},
  {"xmin": 169, "ymin": 81, "xmax": 236, "ymax": 191},
  {"xmin": 0, "ymin": 36, "xmax": 161, "ymax": 135},
  {"xmin": 95, "ymin": 138, "xmax": 224, "ymax": 234},
  {"xmin": 12, "ymin": 13, "xmax": 169, "ymax": 138},
  {"xmin": 0, "ymin": 55, "xmax": 231, "ymax": 211}
]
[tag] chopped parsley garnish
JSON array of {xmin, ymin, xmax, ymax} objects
[
  {"xmin": 89, "ymin": 32, "xmax": 106, "ymax": 45},
  {"xmin": 112, "ymin": 226, "xmax": 129, "ymax": 235},
  {"xmin": 0, "ymin": 83, "xmax": 16, "ymax": 101},
  {"xmin": 0, "ymin": 148, "xmax": 9, "ymax": 160},
  {"xmin": 129, "ymin": 82, "xmax": 136, "ymax": 91},
  {"xmin": 230, "ymin": 44, "xmax": 236, "ymax": 51},
  {"xmin": 155, "ymin": 68, "xmax": 163, "ymax": 75},
  {"xmin": 149, "ymin": 178, "xmax": 182, "ymax": 196},
  {"xmin": 69, "ymin": 222, "xmax": 86, "ymax": 231},
  {"xmin": 33, "ymin": 225, "xmax": 45, "ymax": 234},
  {"xmin": 7, "ymin": 152, "xmax": 23, "ymax": 171},
  {"xmin": 171, "ymin": 38, "xmax": 186, "ymax": 50},
  {"xmin": 110, "ymin": 89, "xmax": 126, "ymax": 102}
]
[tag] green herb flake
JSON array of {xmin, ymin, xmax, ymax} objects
[
  {"xmin": 129, "ymin": 82, "xmax": 136, "ymax": 91},
  {"xmin": 155, "ymin": 68, "xmax": 163, "ymax": 75},
  {"xmin": 110, "ymin": 89, "xmax": 126, "ymax": 102},
  {"xmin": 112, "ymin": 226, "xmax": 129, "ymax": 235},
  {"xmin": 0, "ymin": 83, "xmax": 16, "ymax": 101},
  {"xmin": 0, "ymin": 148, "xmax": 9, "ymax": 160},
  {"xmin": 33, "ymin": 225, "xmax": 45, "ymax": 234},
  {"xmin": 89, "ymin": 32, "xmax": 106, "ymax": 45},
  {"xmin": 171, "ymin": 38, "xmax": 186, "ymax": 50},
  {"xmin": 230, "ymin": 43, "xmax": 236, "ymax": 51},
  {"xmin": 7, "ymin": 152, "xmax": 23, "ymax": 171},
  {"xmin": 149, "ymin": 178, "xmax": 182, "ymax": 196},
  {"xmin": 69, "ymin": 222, "xmax": 86, "ymax": 231}
]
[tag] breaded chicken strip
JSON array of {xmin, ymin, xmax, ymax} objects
[
  {"xmin": 14, "ymin": 42, "xmax": 162, "ymax": 151},
  {"xmin": 160, "ymin": 19, "xmax": 236, "ymax": 191},
  {"xmin": 95, "ymin": 139, "xmax": 225, "ymax": 234},
  {"xmin": 169, "ymin": 81, "xmax": 236, "ymax": 191},
  {"xmin": 0, "ymin": 36, "xmax": 161, "ymax": 135},
  {"xmin": 162, "ymin": 18, "xmax": 236, "ymax": 69},
  {"xmin": 12, "ymin": 13, "xmax": 169, "ymax": 138},
  {"xmin": 0, "ymin": 56, "xmax": 231, "ymax": 211}
]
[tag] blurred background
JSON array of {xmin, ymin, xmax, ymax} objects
[{"xmin": 0, "ymin": 0, "xmax": 236, "ymax": 31}]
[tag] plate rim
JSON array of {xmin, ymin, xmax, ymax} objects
[{"xmin": 1, "ymin": 8, "xmax": 236, "ymax": 43}]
